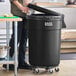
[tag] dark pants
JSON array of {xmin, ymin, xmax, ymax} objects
[{"xmin": 9, "ymin": 18, "xmax": 28, "ymax": 65}]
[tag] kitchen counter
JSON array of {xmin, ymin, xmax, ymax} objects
[{"xmin": 36, "ymin": 2, "xmax": 76, "ymax": 8}]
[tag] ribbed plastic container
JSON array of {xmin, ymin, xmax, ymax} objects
[{"xmin": 26, "ymin": 14, "xmax": 62, "ymax": 67}]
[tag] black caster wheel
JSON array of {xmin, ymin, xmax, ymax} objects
[
  {"xmin": 48, "ymin": 69, "xmax": 53, "ymax": 73},
  {"xmin": 55, "ymin": 68, "xmax": 59, "ymax": 72},
  {"xmin": 33, "ymin": 68, "xmax": 39, "ymax": 74}
]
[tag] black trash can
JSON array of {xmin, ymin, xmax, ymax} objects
[
  {"xmin": 26, "ymin": 4, "xmax": 65, "ymax": 72},
  {"xmin": 27, "ymin": 14, "xmax": 62, "ymax": 66}
]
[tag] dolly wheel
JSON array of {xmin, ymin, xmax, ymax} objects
[
  {"xmin": 33, "ymin": 68, "xmax": 39, "ymax": 74},
  {"xmin": 48, "ymin": 69, "xmax": 53, "ymax": 73},
  {"xmin": 55, "ymin": 68, "xmax": 59, "ymax": 72}
]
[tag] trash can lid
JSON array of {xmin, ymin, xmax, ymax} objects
[{"xmin": 27, "ymin": 4, "xmax": 61, "ymax": 15}]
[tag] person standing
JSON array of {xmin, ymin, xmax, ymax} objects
[{"xmin": 3, "ymin": 0, "xmax": 32, "ymax": 70}]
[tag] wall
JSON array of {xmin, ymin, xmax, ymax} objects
[
  {"xmin": 0, "ymin": 0, "xmax": 10, "ymax": 29},
  {"xmin": 57, "ymin": 0, "xmax": 66, "ymax": 2},
  {"xmin": 48, "ymin": 8, "xmax": 76, "ymax": 29},
  {"xmin": 0, "ymin": 0, "xmax": 10, "ymax": 15}
]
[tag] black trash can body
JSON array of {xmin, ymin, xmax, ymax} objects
[{"xmin": 27, "ymin": 14, "xmax": 62, "ymax": 67}]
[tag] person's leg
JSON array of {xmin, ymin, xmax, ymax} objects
[
  {"xmin": 8, "ymin": 22, "xmax": 14, "ymax": 57},
  {"xmin": 18, "ymin": 18, "xmax": 32, "ymax": 69},
  {"xmin": 18, "ymin": 19, "xmax": 28, "ymax": 65}
]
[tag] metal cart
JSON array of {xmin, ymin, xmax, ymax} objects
[{"xmin": 0, "ymin": 16, "xmax": 22, "ymax": 76}]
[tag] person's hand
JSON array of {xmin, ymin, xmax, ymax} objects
[{"xmin": 20, "ymin": 6, "xmax": 29, "ymax": 13}]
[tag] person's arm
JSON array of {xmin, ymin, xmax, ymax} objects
[{"xmin": 11, "ymin": 0, "xmax": 29, "ymax": 13}]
